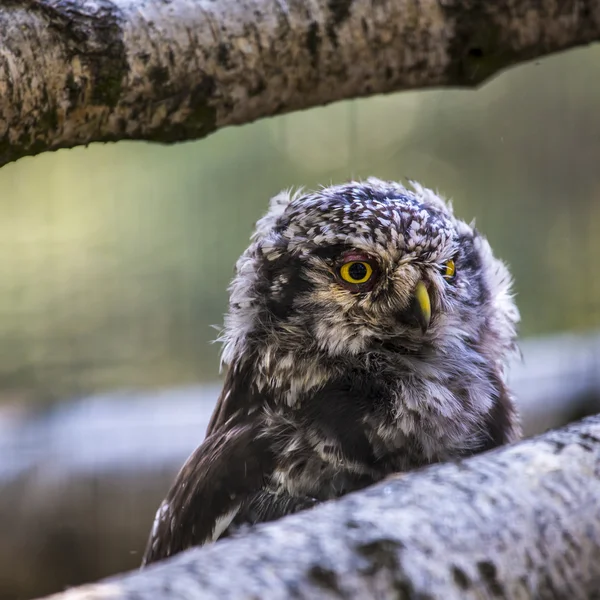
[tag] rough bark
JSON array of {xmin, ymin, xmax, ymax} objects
[
  {"xmin": 1, "ymin": 0, "xmax": 600, "ymax": 167},
  {"xmin": 37, "ymin": 414, "xmax": 600, "ymax": 600}
]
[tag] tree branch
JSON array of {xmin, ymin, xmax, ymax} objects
[
  {"xmin": 38, "ymin": 414, "xmax": 600, "ymax": 600},
  {"xmin": 1, "ymin": 0, "xmax": 600, "ymax": 167}
]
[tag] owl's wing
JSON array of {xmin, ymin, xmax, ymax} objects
[
  {"xmin": 223, "ymin": 489, "xmax": 318, "ymax": 538},
  {"xmin": 479, "ymin": 371, "xmax": 522, "ymax": 451},
  {"xmin": 141, "ymin": 420, "xmax": 275, "ymax": 566},
  {"xmin": 206, "ymin": 363, "xmax": 260, "ymax": 437}
]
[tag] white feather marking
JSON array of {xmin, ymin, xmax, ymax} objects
[{"xmin": 211, "ymin": 505, "xmax": 241, "ymax": 542}]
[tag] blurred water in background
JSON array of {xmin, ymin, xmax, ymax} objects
[{"xmin": 2, "ymin": 45, "xmax": 600, "ymax": 599}]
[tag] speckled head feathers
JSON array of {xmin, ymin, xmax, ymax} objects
[
  {"xmin": 221, "ymin": 178, "xmax": 518, "ymax": 375},
  {"xmin": 255, "ymin": 178, "xmax": 459, "ymax": 261}
]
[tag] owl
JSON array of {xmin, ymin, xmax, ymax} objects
[{"xmin": 142, "ymin": 178, "xmax": 520, "ymax": 565}]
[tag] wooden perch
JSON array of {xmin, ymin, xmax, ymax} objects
[
  {"xmin": 1, "ymin": 0, "xmax": 600, "ymax": 167},
  {"xmin": 39, "ymin": 414, "xmax": 600, "ymax": 600}
]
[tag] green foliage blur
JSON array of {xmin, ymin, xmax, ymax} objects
[{"xmin": 2, "ymin": 46, "xmax": 600, "ymax": 405}]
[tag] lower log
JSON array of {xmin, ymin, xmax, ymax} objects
[{"xmin": 41, "ymin": 414, "xmax": 600, "ymax": 600}]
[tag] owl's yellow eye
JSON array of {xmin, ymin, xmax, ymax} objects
[
  {"xmin": 443, "ymin": 259, "xmax": 456, "ymax": 279},
  {"xmin": 339, "ymin": 261, "xmax": 373, "ymax": 284}
]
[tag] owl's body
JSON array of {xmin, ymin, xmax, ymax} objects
[{"xmin": 142, "ymin": 179, "xmax": 520, "ymax": 565}]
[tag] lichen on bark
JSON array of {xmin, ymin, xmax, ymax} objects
[{"xmin": 0, "ymin": 0, "xmax": 599, "ymax": 167}]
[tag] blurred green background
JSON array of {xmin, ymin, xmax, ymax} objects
[{"xmin": 2, "ymin": 45, "xmax": 600, "ymax": 407}]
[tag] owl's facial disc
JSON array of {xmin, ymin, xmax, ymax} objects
[{"xmin": 334, "ymin": 249, "xmax": 433, "ymax": 334}]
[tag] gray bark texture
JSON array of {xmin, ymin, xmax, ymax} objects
[
  {"xmin": 39, "ymin": 414, "xmax": 600, "ymax": 600},
  {"xmin": 1, "ymin": 0, "xmax": 600, "ymax": 167}
]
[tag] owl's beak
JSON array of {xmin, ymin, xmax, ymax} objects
[{"xmin": 411, "ymin": 281, "xmax": 431, "ymax": 333}]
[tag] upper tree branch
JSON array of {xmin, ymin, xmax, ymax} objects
[
  {"xmin": 1, "ymin": 0, "xmax": 599, "ymax": 167},
  {"xmin": 40, "ymin": 414, "xmax": 600, "ymax": 600}
]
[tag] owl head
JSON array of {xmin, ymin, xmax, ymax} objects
[{"xmin": 221, "ymin": 178, "xmax": 518, "ymax": 381}]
